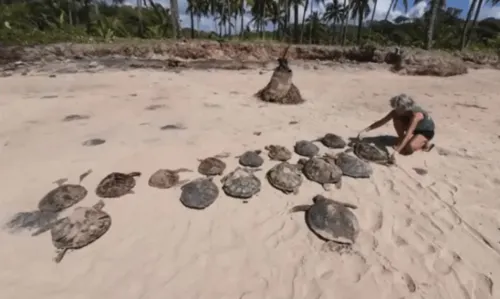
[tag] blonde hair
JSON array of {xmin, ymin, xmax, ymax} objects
[{"xmin": 389, "ymin": 93, "xmax": 415, "ymax": 111}]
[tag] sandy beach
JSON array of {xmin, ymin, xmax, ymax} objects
[{"xmin": 1, "ymin": 65, "xmax": 499, "ymax": 299}]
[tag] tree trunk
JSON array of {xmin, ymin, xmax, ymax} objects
[
  {"xmin": 240, "ymin": 0, "xmax": 244, "ymax": 38},
  {"xmin": 227, "ymin": 0, "xmax": 232, "ymax": 36},
  {"xmin": 309, "ymin": 1, "xmax": 314, "ymax": 44},
  {"xmin": 460, "ymin": 0, "xmax": 477, "ymax": 50},
  {"xmin": 384, "ymin": 0, "xmax": 395, "ymax": 20},
  {"xmin": 368, "ymin": 0, "xmax": 377, "ymax": 35},
  {"xmin": 425, "ymin": 0, "xmax": 440, "ymax": 50},
  {"xmin": 341, "ymin": 0, "xmax": 348, "ymax": 45},
  {"xmin": 85, "ymin": 0, "xmax": 92, "ymax": 35},
  {"xmin": 169, "ymin": 0, "xmax": 181, "ymax": 38},
  {"xmin": 293, "ymin": 3, "xmax": 299, "ymax": 43},
  {"xmin": 465, "ymin": 0, "xmax": 484, "ymax": 47},
  {"xmin": 356, "ymin": 6, "xmax": 364, "ymax": 44},
  {"xmin": 190, "ymin": 10, "xmax": 195, "ymax": 38},
  {"xmin": 300, "ymin": 0, "xmax": 309, "ymax": 43}
]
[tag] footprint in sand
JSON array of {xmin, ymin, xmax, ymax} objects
[
  {"xmin": 145, "ymin": 104, "xmax": 166, "ymax": 111},
  {"xmin": 432, "ymin": 248, "xmax": 461, "ymax": 275},
  {"xmin": 365, "ymin": 208, "xmax": 384, "ymax": 232},
  {"xmin": 41, "ymin": 95, "xmax": 58, "ymax": 99},
  {"xmin": 393, "ymin": 272, "xmax": 417, "ymax": 293},
  {"xmin": 472, "ymin": 273, "xmax": 493, "ymax": 299},
  {"xmin": 160, "ymin": 124, "xmax": 186, "ymax": 130},
  {"xmin": 82, "ymin": 138, "xmax": 106, "ymax": 146},
  {"xmin": 63, "ymin": 114, "xmax": 90, "ymax": 122}
]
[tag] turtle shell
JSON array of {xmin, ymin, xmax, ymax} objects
[
  {"xmin": 238, "ymin": 150, "xmax": 264, "ymax": 168},
  {"xmin": 318, "ymin": 133, "xmax": 346, "ymax": 149},
  {"xmin": 198, "ymin": 157, "xmax": 226, "ymax": 176},
  {"xmin": 148, "ymin": 168, "xmax": 191, "ymax": 189},
  {"xmin": 95, "ymin": 172, "xmax": 141, "ymax": 198},
  {"xmin": 300, "ymin": 157, "xmax": 342, "ymax": 189},
  {"xmin": 266, "ymin": 162, "xmax": 303, "ymax": 194},
  {"xmin": 221, "ymin": 167, "xmax": 261, "ymax": 199},
  {"xmin": 294, "ymin": 195, "xmax": 359, "ymax": 244},
  {"xmin": 41, "ymin": 200, "xmax": 111, "ymax": 263},
  {"xmin": 294, "ymin": 140, "xmax": 319, "ymax": 157},
  {"xmin": 352, "ymin": 141, "xmax": 393, "ymax": 165},
  {"xmin": 265, "ymin": 145, "xmax": 292, "ymax": 161},
  {"xmin": 334, "ymin": 152, "xmax": 372, "ymax": 178},
  {"xmin": 179, "ymin": 177, "xmax": 219, "ymax": 209},
  {"xmin": 38, "ymin": 184, "xmax": 88, "ymax": 213}
]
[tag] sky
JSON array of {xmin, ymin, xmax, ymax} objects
[{"xmin": 122, "ymin": 0, "xmax": 500, "ymax": 32}]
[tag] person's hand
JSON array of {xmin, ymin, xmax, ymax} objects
[{"xmin": 389, "ymin": 152, "xmax": 397, "ymax": 164}]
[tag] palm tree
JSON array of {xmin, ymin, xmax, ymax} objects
[
  {"xmin": 464, "ymin": 0, "xmax": 486, "ymax": 47},
  {"xmin": 323, "ymin": 0, "xmax": 344, "ymax": 43},
  {"xmin": 350, "ymin": 0, "xmax": 370, "ymax": 44},
  {"xmin": 460, "ymin": 0, "xmax": 478, "ymax": 49},
  {"xmin": 309, "ymin": 0, "xmax": 324, "ymax": 43},
  {"xmin": 425, "ymin": 0, "xmax": 441, "ymax": 49}
]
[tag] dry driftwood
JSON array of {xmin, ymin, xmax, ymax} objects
[{"xmin": 255, "ymin": 46, "xmax": 305, "ymax": 105}]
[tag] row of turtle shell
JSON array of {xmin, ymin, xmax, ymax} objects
[
  {"xmin": 15, "ymin": 133, "xmax": 393, "ymax": 263},
  {"xmin": 180, "ymin": 133, "xmax": 394, "ymax": 210}
]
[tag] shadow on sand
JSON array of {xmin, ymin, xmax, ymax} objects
[{"xmin": 348, "ymin": 135, "xmax": 398, "ymax": 149}]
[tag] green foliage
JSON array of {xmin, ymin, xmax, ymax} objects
[{"xmin": 0, "ymin": 0, "xmax": 499, "ymax": 51}]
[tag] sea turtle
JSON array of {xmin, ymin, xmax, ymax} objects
[
  {"xmin": 297, "ymin": 156, "xmax": 342, "ymax": 190},
  {"xmin": 325, "ymin": 152, "xmax": 373, "ymax": 178},
  {"xmin": 31, "ymin": 200, "xmax": 111, "ymax": 263},
  {"xmin": 236, "ymin": 150, "xmax": 264, "ymax": 167},
  {"xmin": 148, "ymin": 168, "xmax": 192, "ymax": 189},
  {"xmin": 179, "ymin": 177, "xmax": 219, "ymax": 209},
  {"xmin": 347, "ymin": 138, "xmax": 395, "ymax": 166},
  {"xmin": 255, "ymin": 46, "xmax": 305, "ymax": 105},
  {"xmin": 266, "ymin": 161, "xmax": 303, "ymax": 194},
  {"xmin": 4, "ymin": 170, "xmax": 93, "ymax": 233},
  {"xmin": 95, "ymin": 172, "xmax": 141, "ymax": 198},
  {"xmin": 290, "ymin": 195, "xmax": 359, "ymax": 252},
  {"xmin": 221, "ymin": 167, "xmax": 261, "ymax": 200},
  {"xmin": 197, "ymin": 152, "xmax": 230, "ymax": 176},
  {"xmin": 294, "ymin": 140, "xmax": 320, "ymax": 157},
  {"xmin": 315, "ymin": 133, "xmax": 346, "ymax": 149},
  {"xmin": 38, "ymin": 169, "xmax": 93, "ymax": 213},
  {"xmin": 265, "ymin": 145, "xmax": 292, "ymax": 161}
]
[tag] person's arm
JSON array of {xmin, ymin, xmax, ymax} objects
[
  {"xmin": 393, "ymin": 112, "xmax": 424, "ymax": 153},
  {"xmin": 360, "ymin": 110, "xmax": 394, "ymax": 134}
]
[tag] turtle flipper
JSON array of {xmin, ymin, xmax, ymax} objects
[
  {"xmin": 53, "ymin": 178, "xmax": 68, "ymax": 186},
  {"xmin": 334, "ymin": 180, "xmax": 342, "ymax": 190},
  {"xmin": 173, "ymin": 168, "xmax": 192, "ymax": 173},
  {"xmin": 127, "ymin": 172, "xmax": 142, "ymax": 177},
  {"xmin": 31, "ymin": 218, "xmax": 64, "ymax": 236},
  {"xmin": 330, "ymin": 199, "xmax": 358, "ymax": 210},
  {"xmin": 289, "ymin": 205, "xmax": 311, "ymax": 213},
  {"xmin": 53, "ymin": 248, "xmax": 69, "ymax": 263},
  {"xmin": 213, "ymin": 152, "xmax": 230, "ymax": 159},
  {"xmin": 176, "ymin": 179, "xmax": 190, "ymax": 186},
  {"xmin": 79, "ymin": 169, "xmax": 93, "ymax": 183},
  {"xmin": 322, "ymin": 183, "xmax": 332, "ymax": 191}
]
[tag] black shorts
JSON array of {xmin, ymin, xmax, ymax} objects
[{"xmin": 413, "ymin": 129, "xmax": 434, "ymax": 140}]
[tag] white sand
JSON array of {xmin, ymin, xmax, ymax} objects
[{"xmin": 1, "ymin": 66, "xmax": 500, "ymax": 299}]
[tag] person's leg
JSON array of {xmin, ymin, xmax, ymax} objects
[{"xmin": 404, "ymin": 134, "xmax": 430, "ymax": 154}]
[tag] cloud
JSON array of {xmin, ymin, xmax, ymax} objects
[{"xmin": 368, "ymin": 0, "xmax": 428, "ymax": 21}]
